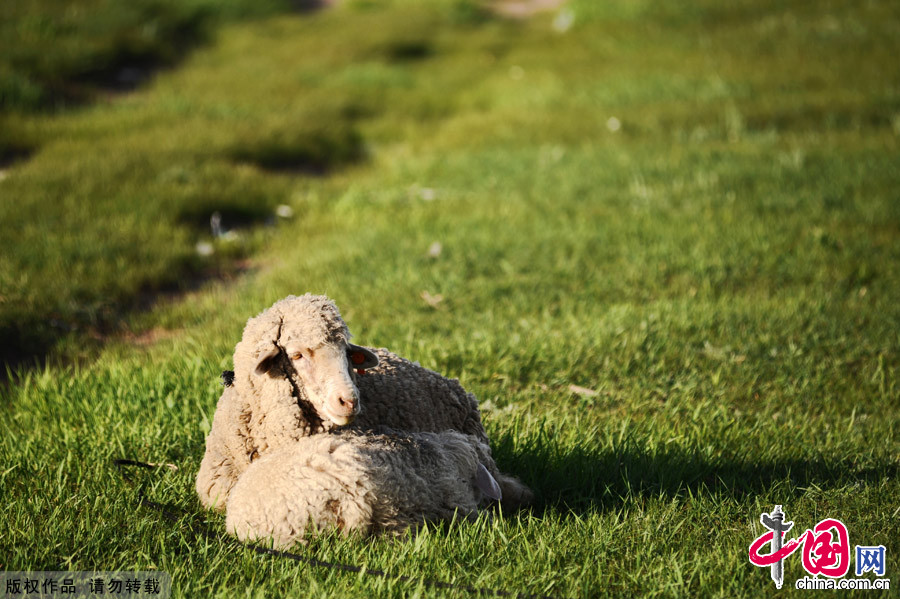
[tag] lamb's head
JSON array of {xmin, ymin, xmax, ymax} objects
[{"xmin": 236, "ymin": 294, "xmax": 378, "ymax": 426}]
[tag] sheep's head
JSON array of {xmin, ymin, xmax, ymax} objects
[{"xmin": 238, "ymin": 294, "xmax": 378, "ymax": 426}]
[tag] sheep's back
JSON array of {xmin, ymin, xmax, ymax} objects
[{"xmin": 354, "ymin": 349, "xmax": 487, "ymax": 444}]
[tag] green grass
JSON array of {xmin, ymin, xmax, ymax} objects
[
  {"xmin": 0, "ymin": 0, "xmax": 293, "ymax": 112},
  {"xmin": 1, "ymin": 0, "xmax": 899, "ymax": 596},
  {"xmin": 0, "ymin": 0, "xmax": 299, "ymax": 361}
]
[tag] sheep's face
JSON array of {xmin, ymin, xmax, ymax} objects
[
  {"xmin": 245, "ymin": 294, "xmax": 379, "ymax": 427},
  {"xmin": 255, "ymin": 339, "xmax": 378, "ymax": 426},
  {"xmin": 282, "ymin": 341, "xmax": 369, "ymax": 426}
]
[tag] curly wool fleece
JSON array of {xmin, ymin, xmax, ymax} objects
[
  {"xmin": 225, "ymin": 428, "xmax": 501, "ymax": 549},
  {"xmin": 196, "ymin": 294, "xmax": 533, "ymax": 514}
]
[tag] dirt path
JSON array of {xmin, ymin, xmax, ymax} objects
[
  {"xmin": 490, "ymin": 0, "xmax": 569, "ymax": 19},
  {"xmin": 321, "ymin": 0, "xmax": 569, "ymax": 19}
]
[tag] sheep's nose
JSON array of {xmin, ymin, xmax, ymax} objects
[{"xmin": 336, "ymin": 395, "xmax": 358, "ymax": 413}]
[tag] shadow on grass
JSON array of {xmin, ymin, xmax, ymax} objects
[
  {"xmin": 1, "ymin": 2, "xmax": 219, "ymax": 114},
  {"xmin": 0, "ymin": 258, "xmax": 255, "ymax": 384},
  {"xmin": 383, "ymin": 39, "xmax": 434, "ymax": 62},
  {"xmin": 0, "ymin": 144, "xmax": 36, "ymax": 169},
  {"xmin": 177, "ymin": 201, "xmax": 274, "ymax": 232},
  {"xmin": 291, "ymin": 0, "xmax": 335, "ymax": 11},
  {"xmin": 0, "ymin": 319, "xmax": 59, "ymax": 380},
  {"xmin": 229, "ymin": 121, "xmax": 366, "ymax": 175},
  {"xmin": 0, "ymin": 118, "xmax": 38, "ymax": 169},
  {"xmin": 491, "ymin": 433, "xmax": 899, "ymax": 515}
]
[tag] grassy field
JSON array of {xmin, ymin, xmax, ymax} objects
[
  {"xmin": 0, "ymin": 0, "xmax": 294, "ymax": 113},
  {"xmin": 1, "ymin": 0, "xmax": 899, "ymax": 596}
]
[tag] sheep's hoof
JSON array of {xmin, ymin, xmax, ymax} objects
[{"xmin": 498, "ymin": 478, "xmax": 534, "ymax": 510}]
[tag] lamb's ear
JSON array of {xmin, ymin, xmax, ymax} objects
[
  {"xmin": 476, "ymin": 463, "xmax": 503, "ymax": 501},
  {"xmin": 347, "ymin": 344, "xmax": 379, "ymax": 370},
  {"xmin": 254, "ymin": 344, "xmax": 280, "ymax": 375}
]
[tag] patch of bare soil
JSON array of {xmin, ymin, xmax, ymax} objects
[
  {"xmin": 490, "ymin": 0, "xmax": 568, "ymax": 19},
  {"xmin": 117, "ymin": 327, "xmax": 183, "ymax": 347}
]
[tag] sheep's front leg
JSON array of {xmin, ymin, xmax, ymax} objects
[
  {"xmin": 196, "ymin": 448, "xmax": 239, "ymax": 511},
  {"xmin": 196, "ymin": 386, "xmax": 249, "ymax": 511}
]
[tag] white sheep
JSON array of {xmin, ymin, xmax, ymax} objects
[
  {"xmin": 225, "ymin": 428, "xmax": 503, "ymax": 548},
  {"xmin": 196, "ymin": 294, "xmax": 532, "ymax": 512}
]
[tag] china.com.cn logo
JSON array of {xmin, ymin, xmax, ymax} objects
[{"xmin": 748, "ymin": 505, "xmax": 890, "ymax": 591}]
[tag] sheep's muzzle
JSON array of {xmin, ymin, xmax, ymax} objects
[{"xmin": 323, "ymin": 390, "xmax": 360, "ymax": 426}]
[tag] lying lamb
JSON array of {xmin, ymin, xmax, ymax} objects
[
  {"xmin": 225, "ymin": 428, "xmax": 503, "ymax": 548},
  {"xmin": 196, "ymin": 294, "xmax": 531, "ymax": 512}
]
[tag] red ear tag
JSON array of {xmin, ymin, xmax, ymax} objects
[
  {"xmin": 351, "ymin": 352, "xmax": 366, "ymax": 365},
  {"xmin": 356, "ymin": 368, "xmax": 366, "ymax": 375}
]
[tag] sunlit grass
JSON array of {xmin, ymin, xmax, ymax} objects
[{"xmin": 1, "ymin": 0, "xmax": 898, "ymax": 596}]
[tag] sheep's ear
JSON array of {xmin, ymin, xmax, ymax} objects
[
  {"xmin": 254, "ymin": 345, "xmax": 280, "ymax": 375},
  {"xmin": 347, "ymin": 344, "xmax": 379, "ymax": 370},
  {"xmin": 476, "ymin": 463, "xmax": 503, "ymax": 501}
]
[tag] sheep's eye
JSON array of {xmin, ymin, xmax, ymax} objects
[{"xmin": 290, "ymin": 352, "xmax": 303, "ymax": 361}]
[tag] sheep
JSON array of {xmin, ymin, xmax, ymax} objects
[
  {"xmin": 225, "ymin": 428, "xmax": 503, "ymax": 549},
  {"xmin": 196, "ymin": 293, "xmax": 532, "ymax": 512}
]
